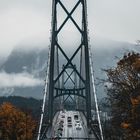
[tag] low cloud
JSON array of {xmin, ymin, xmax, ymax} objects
[
  {"xmin": 0, "ymin": 71, "xmax": 43, "ymax": 88},
  {"xmin": 0, "ymin": 88, "xmax": 14, "ymax": 96},
  {"xmin": 0, "ymin": 7, "xmax": 49, "ymax": 57}
]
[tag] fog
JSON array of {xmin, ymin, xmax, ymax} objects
[{"xmin": 0, "ymin": 0, "xmax": 140, "ymax": 56}]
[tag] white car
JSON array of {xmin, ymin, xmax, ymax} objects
[
  {"xmin": 75, "ymin": 123, "xmax": 82, "ymax": 130},
  {"xmin": 61, "ymin": 114, "xmax": 65, "ymax": 118}
]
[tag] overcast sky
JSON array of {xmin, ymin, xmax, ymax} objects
[{"xmin": 0, "ymin": 0, "xmax": 140, "ymax": 57}]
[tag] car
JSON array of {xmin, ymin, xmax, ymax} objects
[
  {"xmin": 75, "ymin": 120, "xmax": 80, "ymax": 123},
  {"xmin": 60, "ymin": 119, "xmax": 64, "ymax": 123},
  {"xmin": 75, "ymin": 123, "xmax": 82, "ymax": 130},
  {"xmin": 58, "ymin": 127, "xmax": 63, "ymax": 131},
  {"xmin": 54, "ymin": 133, "xmax": 62, "ymax": 139},
  {"xmin": 59, "ymin": 124, "xmax": 64, "ymax": 128},
  {"xmin": 55, "ymin": 131, "xmax": 62, "ymax": 137},
  {"xmin": 74, "ymin": 115, "xmax": 78, "ymax": 120},
  {"xmin": 67, "ymin": 116, "xmax": 71, "ymax": 120},
  {"xmin": 68, "ymin": 122, "xmax": 72, "ymax": 127},
  {"xmin": 67, "ymin": 117, "xmax": 72, "ymax": 123},
  {"xmin": 61, "ymin": 115, "xmax": 65, "ymax": 118},
  {"xmin": 58, "ymin": 131, "xmax": 62, "ymax": 136}
]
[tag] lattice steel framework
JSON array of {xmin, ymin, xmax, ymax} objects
[
  {"xmin": 48, "ymin": 0, "xmax": 91, "ymax": 123},
  {"xmin": 37, "ymin": 0, "xmax": 104, "ymax": 140}
]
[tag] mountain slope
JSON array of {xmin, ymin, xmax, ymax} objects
[
  {"xmin": 0, "ymin": 96, "xmax": 42, "ymax": 119},
  {"xmin": 0, "ymin": 38, "xmax": 139, "ymax": 99}
]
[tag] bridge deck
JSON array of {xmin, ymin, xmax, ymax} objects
[{"xmin": 45, "ymin": 111, "xmax": 95, "ymax": 139}]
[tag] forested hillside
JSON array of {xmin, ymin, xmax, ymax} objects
[{"xmin": 0, "ymin": 96, "xmax": 42, "ymax": 120}]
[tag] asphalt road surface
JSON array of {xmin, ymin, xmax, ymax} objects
[{"xmin": 52, "ymin": 111, "xmax": 89, "ymax": 139}]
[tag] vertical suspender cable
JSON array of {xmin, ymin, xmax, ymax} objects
[
  {"xmin": 89, "ymin": 46, "xmax": 104, "ymax": 140},
  {"xmin": 37, "ymin": 47, "xmax": 51, "ymax": 140}
]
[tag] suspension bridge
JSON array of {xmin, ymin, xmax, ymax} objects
[{"xmin": 37, "ymin": 0, "xmax": 104, "ymax": 139}]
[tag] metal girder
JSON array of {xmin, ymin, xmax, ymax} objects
[
  {"xmin": 55, "ymin": 42, "xmax": 85, "ymax": 84},
  {"xmin": 38, "ymin": 0, "xmax": 95, "ymax": 139},
  {"xmin": 64, "ymin": 70, "xmax": 75, "ymax": 85},
  {"xmin": 47, "ymin": 0, "xmax": 92, "ymax": 125},
  {"xmin": 54, "ymin": 87, "xmax": 86, "ymax": 98},
  {"xmin": 81, "ymin": 0, "xmax": 92, "ymax": 126},
  {"xmin": 57, "ymin": 0, "xmax": 82, "ymax": 34}
]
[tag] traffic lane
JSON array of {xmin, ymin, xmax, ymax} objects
[
  {"xmin": 53, "ymin": 111, "xmax": 88, "ymax": 139},
  {"xmin": 66, "ymin": 111, "xmax": 87, "ymax": 138},
  {"xmin": 73, "ymin": 113, "xmax": 88, "ymax": 138},
  {"xmin": 67, "ymin": 111, "xmax": 74, "ymax": 138},
  {"xmin": 70, "ymin": 111, "xmax": 88, "ymax": 138}
]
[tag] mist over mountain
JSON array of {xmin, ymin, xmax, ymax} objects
[
  {"xmin": 0, "ymin": 45, "xmax": 48, "ymax": 98},
  {"xmin": 2, "ymin": 46, "xmax": 48, "ymax": 75},
  {"xmin": 0, "ymin": 38, "xmax": 139, "ymax": 99},
  {"xmin": 92, "ymin": 38, "xmax": 139, "ymax": 77},
  {"xmin": 0, "ymin": 56, "xmax": 8, "ymax": 68},
  {"xmin": 91, "ymin": 38, "xmax": 140, "ymax": 98}
]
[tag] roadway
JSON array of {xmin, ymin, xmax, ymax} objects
[{"xmin": 52, "ymin": 110, "xmax": 89, "ymax": 139}]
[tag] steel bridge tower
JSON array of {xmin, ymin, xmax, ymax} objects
[{"xmin": 37, "ymin": 0, "xmax": 104, "ymax": 140}]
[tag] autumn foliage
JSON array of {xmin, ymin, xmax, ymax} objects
[
  {"xmin": 0, "ymin": 102, "xmax": 36, "ymax": 140},
  {"xmin": 105, "ymin": 52, "xmax": 140, "ymax": 140}
]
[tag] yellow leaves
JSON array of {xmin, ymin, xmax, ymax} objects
[
  {"xmin": 0, "ymin": 102, "xmax": 36, "ymax": 140},
  {"xmin": 121, "ymin": 122, "xmax": 130, "ymax": 129},
  {"xmin": 131, "ymin": 96, "xmax": 140, "ymax": 106},
  {"xmin": 123, "ymin": 129, "xmax": 140, "ymax": 140},
  {"xmin": 117, "ymin": 52, "xmax": 140, "ymax": 69},
  {"xmin": 132, "ymin": 58, "xmax": 140, "ymax": 72},
  {"xmin": 106, "ymin": 52, "xmax": 140, "ymax": 139}
]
